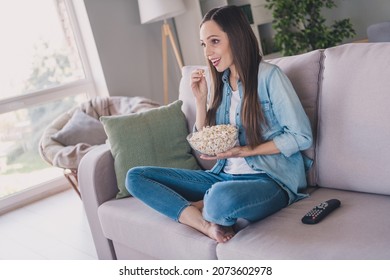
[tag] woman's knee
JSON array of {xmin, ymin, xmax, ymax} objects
[
  {"xmin": 203, "ymin": 183, "xmax": 236, "ymax": 224},
  {"xmin": 125, "ymin": 166, "xmax": 148, "ymax": 196}
]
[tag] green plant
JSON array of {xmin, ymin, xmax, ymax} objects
[{"xmin": 265, "ymin": 0, "xmax": 356, "ymax": 56}]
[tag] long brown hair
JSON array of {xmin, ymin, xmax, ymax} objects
[{"xmin": 201, "ymin": 5, "xmax": 265, "ymax": 148}]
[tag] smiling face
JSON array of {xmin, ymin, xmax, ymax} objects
[{"xmin": 200, "ymin": 20, "xmax": 235, "ymax": 73}]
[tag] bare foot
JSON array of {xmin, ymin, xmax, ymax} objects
[
  {"xmin": 179, "ymin": 205, "xmax": 235, "ymax": 243},
  {"xmin": 206, "ymin": 223, "xmax": 235, "ymax": 243}
]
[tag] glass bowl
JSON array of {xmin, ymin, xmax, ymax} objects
[{"xmin": 187, "ymin": 124, "xmax": 238, "ymax": 156}]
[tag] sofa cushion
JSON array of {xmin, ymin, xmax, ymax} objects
[
  {"xmin": 100, "ymin": 100, "xmax": 200, "ymax": 199},
  {"xmin": 317, "ymin": 43, "xmax": 390, "ymax": 195},
  {"xmin": 98, "ymin": 198, "xmax": 218, "ymax": 259},
  {"xmin": 268, "ymin": 50, "xmax": 322, "ymax": 186},
  {"xmin": 217, "ymin": 187, "xmax": 390, "ymax": 259}
]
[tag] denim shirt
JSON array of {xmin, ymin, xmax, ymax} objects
[{"xmin": 209, "ymin": 61, "xmax": 313, "ymax": 204}]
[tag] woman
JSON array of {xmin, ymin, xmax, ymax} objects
[{"xmin": 126, "ymin": 5, "xmax": 312, "ymax": 243}]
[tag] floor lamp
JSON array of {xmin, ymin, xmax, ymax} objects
[{"xmin": 138, "ymin": 0, "xmax": 186, "ymax": 104}]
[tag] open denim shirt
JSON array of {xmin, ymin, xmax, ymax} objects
[{"xmin": 208, "ymin": 61, "xmax": 313, "ymax": 204}]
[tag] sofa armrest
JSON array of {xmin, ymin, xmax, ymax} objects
[{"xmin": 78, "ymin": 144, "xmax": 118, "ymax": 259}]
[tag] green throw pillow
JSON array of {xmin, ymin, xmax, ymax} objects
[{"xmin": 100, "ymin": 100, "xmax": 200, "ymax": 199}]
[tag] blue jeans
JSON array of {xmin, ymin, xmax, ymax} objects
[{"xmin": 126, "ymin": 166, "xmax": 288, "ymax": 226}]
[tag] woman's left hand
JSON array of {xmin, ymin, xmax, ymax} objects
[{"xmin": 200, "ymin": 146, "xmax": 251, "ymax": 160}]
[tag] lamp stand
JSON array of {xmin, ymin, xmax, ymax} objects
[{"xmin": 162, "ymin": 20, "xmax": 184, "ymax": 104}]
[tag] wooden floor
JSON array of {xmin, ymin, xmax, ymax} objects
[{"xmin": 0, "ymin": 188, "xmax": 98, "ymax": 260}]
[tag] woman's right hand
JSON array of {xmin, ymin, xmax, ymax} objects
[{"xmin": 190, "ymin": 69, "xmax": 208, "ymax": 104}]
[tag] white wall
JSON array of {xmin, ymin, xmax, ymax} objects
[
  {"xmin": 175, "ymin": 0, "xmax": 205, "ymax": 66},
  {"xmin": 83, "ymin": 0, "xmax": 181, "ymax": 104},
  {"xmin": 323, "ymin": 0, "xmax": 390, "ymax": 41}
]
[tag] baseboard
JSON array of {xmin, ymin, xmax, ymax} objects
[{"xmin": 0, "ymin": 177, "xmax": 70, "ymax": 215}]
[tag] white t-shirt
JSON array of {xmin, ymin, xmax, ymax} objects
[{"xmin": 223, "ymin": 89, "xmax": 262, "ymax": 174}]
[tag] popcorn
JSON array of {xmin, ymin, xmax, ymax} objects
[
  {"xmin": 198, "ymin": 69, "xmax": 206, "ymax": 77},
  {"xmin": 187, "ymin": 124, "xmax": 238, "ymax": 156}
]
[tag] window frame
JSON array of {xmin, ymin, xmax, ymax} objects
[
  {"xmin": 0, "ymin": 0, "xmax": 103, "ymax": 115},
  {"xmin": 0, "ymin": 0, "xmax": 108, "ymax": 212}
]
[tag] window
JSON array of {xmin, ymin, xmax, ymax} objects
[{"xmin": 0, "ymin": 0, "xmax": 102, "ymax": 206}]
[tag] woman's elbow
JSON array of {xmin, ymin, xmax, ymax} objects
[{"xmin": 299, "ymin": 134, "xmax": 313, "ymax": 151}]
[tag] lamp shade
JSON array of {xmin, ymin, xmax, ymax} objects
[{"xmin": 138, "ymin": 0, "xmax": 186, "ymax": 24}]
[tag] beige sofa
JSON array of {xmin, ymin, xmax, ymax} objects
[{"xmin": 79, "ymin": 43, "xmax": 390, "ymax": 260}]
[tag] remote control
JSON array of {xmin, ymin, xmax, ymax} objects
[{"xmin": 301, "ymin": 199, "xmax": 341, "ymax": 224}]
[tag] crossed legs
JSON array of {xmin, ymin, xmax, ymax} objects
[{"xmin": 126, "ymin": 166, "xmax": 288, "ymax": 243}]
